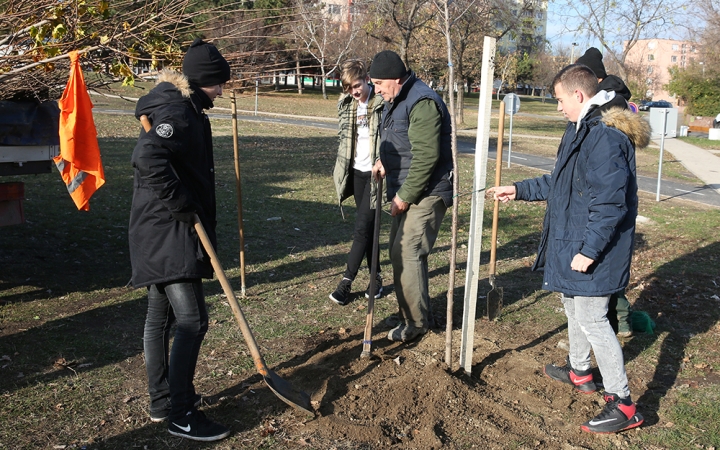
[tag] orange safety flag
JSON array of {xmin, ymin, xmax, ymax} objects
[{"xmin": 54, "ymin": 50, "xmax": 105, "ymax": 211}]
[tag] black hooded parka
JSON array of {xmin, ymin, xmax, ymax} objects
[{"xmin": 128, "ymin": 71, "xmax": 217, "ymax": 288}]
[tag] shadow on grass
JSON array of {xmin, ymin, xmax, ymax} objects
[
  {"xmin": 0, "ymin": 134, "xmax": 359, "ymax": 303},
  {"xmin": 622, "ymin": 241, "xmax": 720, "ymax": 426}
]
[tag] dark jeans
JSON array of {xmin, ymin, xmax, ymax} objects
[
  {"xmin": 344, "ymin": 169, "xmax": 380, "ymax": 280},
  {"xmin": 143, "ymin": 279, "xmax": 208, "ymax": 420}
]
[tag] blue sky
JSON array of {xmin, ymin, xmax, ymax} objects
[{"xmin": 543, "ymin": 1, "xmax": 693, "ymax": 54}]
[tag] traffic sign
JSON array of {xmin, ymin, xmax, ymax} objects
[{"xmin": 504, "ymin": 93, "xmax": 520, "ymax": 115}]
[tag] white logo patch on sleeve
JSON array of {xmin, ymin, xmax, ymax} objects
[{"xmin": 155, "ymin": 123, "xmax": 174, "ymax": 138}]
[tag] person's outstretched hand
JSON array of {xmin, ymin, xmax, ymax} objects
[{"xmin": 487, "ymin": 185, "xmax": 516, "ymax": 203}]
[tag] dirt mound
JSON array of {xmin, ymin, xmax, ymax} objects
[{"xmin": 284, "ymin": 322, "xmax": 627, "ymax": 449}]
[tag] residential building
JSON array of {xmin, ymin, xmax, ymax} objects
[
  {"xmin": 624, "ymin": 38, "xmax": 699, "ymax": 105},
  {"xmin": 498, "ymin": 0, "xmax": 548, "ymax": 54}
]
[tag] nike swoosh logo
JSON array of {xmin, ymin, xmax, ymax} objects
[
  {"xmin": 173, "ymin": 423, "xmax": 191, "ymax": 432},
  {"xmin": 588, "ymin": 418, "xmax": 618, "ymax": 425}
]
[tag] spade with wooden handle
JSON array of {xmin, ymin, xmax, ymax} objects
[
  {"xmin": 360, "ymin": 177, "xmax": 383, "ymax": 358},
  {"xmin": 193, "ymin": 216, "xmax": 313, "ymax": 415},
  {"xmin": 487, "ymin": 102, "xmax": 506, "ymax": 321}
]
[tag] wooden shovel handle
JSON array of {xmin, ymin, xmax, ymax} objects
[
  {"xmin": 140, "ymin": 115, "xmax": 267, "ymax": 374},
  {"xmin": 193, "ymin": 215, "xmax": 271, "ymax": 377},
  {"xmin": 140, "ymin": 115, "xmax": 151, "ymax": 132},
  {"xmin": 361, "ymin": 177, "xmax": 383, "ymax": 358},
  {"xmin": 489, "ymin": 103, "xmax": 506, "ymax": 276}
]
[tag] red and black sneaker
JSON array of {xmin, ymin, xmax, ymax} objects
[
  {"xmin": 581, "ymin": 393, "xmax": 644, "ymax": 434},
  {"xmin": 543, "ymin": 358, "xmax": 597, "ymax": 393}
]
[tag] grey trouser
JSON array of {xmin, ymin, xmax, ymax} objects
[
  {"xmin": 389, "ymin": 195, "xmax": 447, "ymax": 329},
  {"xmin": 562, "ymin": 294, "xmax": 631, "ymax": 398}
]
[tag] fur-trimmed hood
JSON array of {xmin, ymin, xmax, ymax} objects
[
  {"xmin": 601, "ymin": 106, "xmax": 652, "ymax": 149},
  {"xmin": 135, "ymin": 70, "xmax": 194, "ymax": 120},
  {"xmin": 156, "ymin": 70, "xmax": 192, "ymax": 97}
]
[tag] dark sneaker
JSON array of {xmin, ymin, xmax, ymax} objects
[
  {"xmin": 387, "ymin": 324, "xmax": 428, "ymax": 342},
  {"xmin": 329, "ymin": 278, "xmax": 353, "ymax": 305},
  {"xmin": 365, "ymin": 273, "xmax": 383, "ymax": 299},
  {"xmin": 150, "ymin": 394, "xmax": 202, "ymax": 423},
  {"xmin": 544, "ymin": 358, "xmax": 597, "ymax": 393},
  {"xmin": 168, "ymin": 409, "xmax": 230, "ymax": 442},
  {"xmin": 581, "ymin": 393, "xmax": 644, "ymax": 434},
  {"xmin": 384, "ymin": 312, "xmax": 402, "ymax": 327}
]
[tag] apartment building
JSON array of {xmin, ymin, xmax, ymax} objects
[
  {"xmin": 624, "ymin": 38, "xmax": 699, "ymax": 105},
  {"xmin": 497, "ymin": 0, "xmax": 548, "ymax": 54}
]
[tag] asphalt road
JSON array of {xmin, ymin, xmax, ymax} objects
[{"xmin": 97, "ymin": 108, "xmax": 720, "ymax": 208}]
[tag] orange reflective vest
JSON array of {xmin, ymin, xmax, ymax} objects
[{"xmin": 54, "ymin": 51, "xmax": 105, "ymax": 211}]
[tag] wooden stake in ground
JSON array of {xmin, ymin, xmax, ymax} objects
[
  {"xmin": 460, "ymin": 36, "xmax": 496, "ymax": 375},
  {"xmin": 230, "ymin": 90, "xmax": 247, "ymax": 297}
]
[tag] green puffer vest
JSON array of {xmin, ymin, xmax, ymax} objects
[{"xmin": 332, "ymin": 87, "xmax": 385, "ymax": 208}]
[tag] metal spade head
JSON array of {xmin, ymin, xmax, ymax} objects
[
  {"xmin": 487, "ymin": 276, "xmax": 503, "ymax": 320},
  {"xmin": 264, "ymin": 370, "xmax": 314, "ymax": 416}
]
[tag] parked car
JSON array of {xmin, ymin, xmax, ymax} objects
[{"xmin": 639, "ymin": 100, "xmax": 673, "ymax": 111}]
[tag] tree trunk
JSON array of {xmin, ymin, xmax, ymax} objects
[
  {"xmin": 441, "ymin": 0, "xmax": 459, "ymax": 369},
  {"xmin": 296, "ymin": 49, "xmax": 303, "ymax": 95},
  {"xmin": 456, "ymin": 80, "xmax": 465, "ymax": 125}
]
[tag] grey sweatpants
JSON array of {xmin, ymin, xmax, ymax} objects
[{"xmin": 562, "ymin": 294, "xmax": 631, "ymax": 398}]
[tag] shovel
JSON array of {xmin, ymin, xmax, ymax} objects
[
  {"xmin": 487, "ymin": 102, "xmax": 506, "ymax": 320},
  {"xmin": 194, "ymin": 216, "xmax": 314, "ymax": 415},
  {"xmin": 361, "ymin": 178, "xmax": 383, "ymax": 358}
]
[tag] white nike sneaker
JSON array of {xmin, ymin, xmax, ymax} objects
[{"xmin": 168, "ymin": 409, "xmax": 230, "ymax": 442}]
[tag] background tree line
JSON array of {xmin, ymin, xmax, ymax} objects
[{"xmin": 1, "ymin": 0, "xmax": 716, "ymax": 118}]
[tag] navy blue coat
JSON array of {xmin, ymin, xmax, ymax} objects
[{"xmin": 514, "ymin": 106, "xmax": 639, "ymax": 296}]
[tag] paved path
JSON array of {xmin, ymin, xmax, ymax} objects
[{"xmin": 657, "ymin": 137, "xmax": 720, "ymax": 195}]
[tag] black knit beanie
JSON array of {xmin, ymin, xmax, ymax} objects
[
  {"xmin": 576, "ymin": 47, "xmax": 607, "ymax": 80},
  {"xmin": 182, "ymin": 38, "xmax": 231, "ymax": 87},
  {"xmin": 369, "ymin": 50, "xmax": 408, "ymax": 79}
]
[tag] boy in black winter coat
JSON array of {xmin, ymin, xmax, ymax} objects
[{"xmin": 129, "ymin": 39, "xmax": 231, "ymax": 442}]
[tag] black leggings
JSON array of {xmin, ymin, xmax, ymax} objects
[{"xmin": 344, "ymin": 170, "xmax": 381, "ymax": 279}]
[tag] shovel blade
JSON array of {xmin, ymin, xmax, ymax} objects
[
  {"xmin": 487, "ymin": 286, "xmax": 503, "ymax": 320},
  {"xmin": 264, "ymin": 370, "xmax": 314, "ymax": 416}
]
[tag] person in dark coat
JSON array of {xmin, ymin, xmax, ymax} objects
[
  {"xmin": 129, "ymin": 38, "xmax": 231, "ymax": 442},
  {"xmin": 576, "ymin": 46, "xmax": 635, "ymax": 337},
  {"xmin": 489, "ymin": 64, "xmax": 650, "ymax": 434},
  {"xmin": 576, "ymin": 47, "xmax": 632, "ymax": 110}
]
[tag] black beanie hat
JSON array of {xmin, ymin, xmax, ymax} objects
[
  {"xmin": 182, "ymin": 38, "xmax": 231, "ymax": 87},
  {"xmin": 369, "ymin": 50, "xmax": 408, "ymax": 79},
  {"xmin": 576, "ymin": 47, "xmax": 607, "ymax": 80}
]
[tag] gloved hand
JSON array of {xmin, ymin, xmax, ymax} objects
[{"xmin": 171, "ymin": 211, "xmax": 197, "ymax": 223}]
